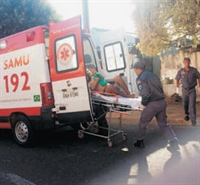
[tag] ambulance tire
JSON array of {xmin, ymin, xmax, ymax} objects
[{"xmin": 12, "ymin": 115, "xmax": 34, "ymax": 147}]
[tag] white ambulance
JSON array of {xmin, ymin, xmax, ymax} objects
[{"xmin": 0, "ymin": 16, "xmax": 105, "ymax": 146}]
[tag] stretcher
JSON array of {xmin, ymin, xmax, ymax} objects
[{"xmin": 78, "ymin": 92, "xmax": 143, "ymax": 147}]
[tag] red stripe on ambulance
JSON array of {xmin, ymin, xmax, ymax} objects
[
  {"xmin": 0, "ymin": 107, "xmax": 41, "ymax": 117},
  {"xmin": 0, "ymin": 123, "xmax": 12, "ymax": 129}
]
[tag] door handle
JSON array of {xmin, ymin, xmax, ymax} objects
[{"xmin": 59, "ymin": 106, "xmax": 66, "ymax": 111}]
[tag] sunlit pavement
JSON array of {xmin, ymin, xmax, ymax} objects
[
  {"xmin": 84, "ymin": 125, "xmax": 200, "ymax": 185},
  {"xmin": 0, "ymin": 172, "xmax": 35, "ymax": 185},
  {"xmin": 110, "ymin": 102, "xmax": 200, "ymax": 126}
]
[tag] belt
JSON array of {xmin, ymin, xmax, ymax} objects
[
  {"xmin": 150, "ymin": 97, "xmax": 165, "ymax": 102},
  {"xmin": 155, "ymin": 97, "xmax": 165, "ymax": 101},
  {"xmin": 183, "ymin": 86, "xmax": 195, "ymax": 90}
]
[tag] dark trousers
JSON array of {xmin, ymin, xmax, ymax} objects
[
  {"xmin": 182, "ymin": 88, "xmax": 196, "ymax": 122},
  {"xmin": 137, "ymin": 99, "xmax": 177, "ymax": 141}
]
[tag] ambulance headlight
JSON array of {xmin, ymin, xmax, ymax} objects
[{"xmin": 0, "ymin": 40, "xmax": 7, "ymax": 50}]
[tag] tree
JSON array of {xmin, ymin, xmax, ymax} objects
[
  {"xmin": 0, "ymin": 0, "xmax": 61, "ymax": 38},
  {"xmin": 132, "ymin": 0, "xmax": 200, "ymax": 56}
]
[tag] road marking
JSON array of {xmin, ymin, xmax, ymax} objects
[
  {"xmin": 7, "ymin": 173, "xmax": 36, "ymax": 185},
  {"xmin": 127, "ymin": 163, "xmax": 138, "ymax": 184}
]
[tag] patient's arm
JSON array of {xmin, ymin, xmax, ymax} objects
[{"xmin": 89, "ymin": 77, "xmax": 100, "ymax": 91}]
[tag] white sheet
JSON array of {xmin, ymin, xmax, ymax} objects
[{"xmin": 93, "ymin": 93, "xmax": 144, "ymax": 110}]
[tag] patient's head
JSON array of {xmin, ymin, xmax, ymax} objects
[{"xmin": 86, "ymin": 64, "xmax": 97, "ymax": 75}]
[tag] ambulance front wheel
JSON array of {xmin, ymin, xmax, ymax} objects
[{"xmin": 12, "ymin": 115, "xmax": 34, "ymax": 147}]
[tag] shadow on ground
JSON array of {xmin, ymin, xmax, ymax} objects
[{"xmin": 0, "ymin": 124, "xmax": 199, "ymax": 185}]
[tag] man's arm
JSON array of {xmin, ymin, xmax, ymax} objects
[
  {"xmin": 196, "ymin": 78, "xmax": 200, "ymax": 95},
  {"xmin": 195, "ymin": 69, "xmax": 200, "ymax": 87},
  {"xmin": 175, "ymin": 80, "xmax": 179, "ymax": 88},
  {"xmin": 175, "ymin": 70, "xmax": 181, "ymax": 93},
  {"xmin": 138, "ymin": 80, "xmax": 151, "ymax": 106},
  {"xmin": 175, "ymin": 80, "xmax": 180, "ymax": 94},
  {"xmin": 198, "ymin": 78, "xmax": 200, "ymax": 87}
]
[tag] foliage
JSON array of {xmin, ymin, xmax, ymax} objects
[
  {"xmin": 132, "ymin": 0, "xmax": 200, "ymax": 56},
  {"xmin": 0, "ymin": 0, "xmax": 61, "ymax": 38}
]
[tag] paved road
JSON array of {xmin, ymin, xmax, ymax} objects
[{"xmin": 0, "ymin": 123, "xmax": 200, "ymax": 185}]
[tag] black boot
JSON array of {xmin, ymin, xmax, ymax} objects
[
  {"xmin": 184, "ymin": 114, "xmax": 190, "ymax": 121},
  {"xmin": 134, "ymin": 140, "xmax": 144, "ymax": 148}
]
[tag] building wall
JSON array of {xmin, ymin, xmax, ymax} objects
[{"xmin": 160, "ymin": 50, "xmax": 200, "ymax": 79}]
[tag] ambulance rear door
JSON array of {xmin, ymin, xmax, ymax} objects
[
  {"xmin": 49, "ymin": 16, "xmax": 92, "ymax": 123},
  {"xmin": 99, "ymin": 29, "xmax": 131, "ymax": 90}
]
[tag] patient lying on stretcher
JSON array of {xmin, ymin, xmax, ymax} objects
[{"xmin": 86, "ymin": 64, "xmax": 136, "ymax": 98}]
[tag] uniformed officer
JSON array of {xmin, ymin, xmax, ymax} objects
[
  {"xmin": 133, "ymin": 61, "xmax": 178, "ymax": 150},
  {"xmin": 175, "ymin": 57, "xmax": 200, "ymax": 126}
]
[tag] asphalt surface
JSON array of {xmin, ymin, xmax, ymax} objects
[{"xmin": 0, "ymin": 121, "xmax": 200, "ymax": 185}]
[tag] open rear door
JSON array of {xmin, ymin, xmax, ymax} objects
[
  {"xmin": 49, "ymin": 16, "xmax": 92, "ymax": 123},
  {"xmin": 99, "ymin": 29, "xmax": 131, "ymax": 90}
]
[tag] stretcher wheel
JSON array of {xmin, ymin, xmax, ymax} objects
[
  {"xmin": 108, "ymin": 140, "xmax": 113, "ymax": 148},
  {"xmin": 78, "ymin": 131, "xmax": 84, "ymax": 139},
  {"xmin": 122, "ymin": 133, "xmax": 127, "ymax": 141}
]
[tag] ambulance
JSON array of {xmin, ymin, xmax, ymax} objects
[{"xmin": 0, "ymin": 16, "xmax": 103, "ymax": 146}]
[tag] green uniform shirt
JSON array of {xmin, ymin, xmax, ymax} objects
[{"xmin": 93, "ymin": 73, "xmax": 107, "ymax": 86}]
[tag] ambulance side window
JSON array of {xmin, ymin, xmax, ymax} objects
[
  {"xmin": 104, "ymin": 42, "xmax": 126, "ymax": 72},
  {"xmin": 44, "ymin": 30, "xmax": 49, "ymax": 56},
  {"xmin": 55, "ymin": 35, "xmax": 78, "ymax": 72},
  {"xmin": 83, "ymin": 38, "xmax": 96, "ymax": 65}
]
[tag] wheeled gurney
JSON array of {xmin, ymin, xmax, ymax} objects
[{"xmin": 78, "ymin": 92, "xmax": 143, "ymax": 147}]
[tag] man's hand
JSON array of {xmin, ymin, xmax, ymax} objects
[
  {"xmin": 128, "ymin": 94, "xmax": 138, "ymax": 98},
  {"xmin": 197, "ymin": 86, "xmax": 200, "ymax": 94},
  {"xmin": 176, "ymin": 87, "xmax": 180, "ymax": 94}
]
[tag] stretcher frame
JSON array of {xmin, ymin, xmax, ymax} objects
[{"xmin": 78, "ymin": 92, "xmax": 141, "ymax": 147}]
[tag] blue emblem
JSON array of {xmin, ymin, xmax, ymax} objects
[{"xmin": 138, "ymin": 85, "xmax": 142, "ymax": 90}]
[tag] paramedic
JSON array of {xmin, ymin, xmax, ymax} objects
[
  {"xmin": 175, "ymin": 57, "xmax": 200, "ymax": 126},
  {"xmin": 86, "ymin": 64, "xmax": 135, "ymax": 98},
  {"xmin": 133, "ymin": 61, "xmax": 178, "ymax": 150}
]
